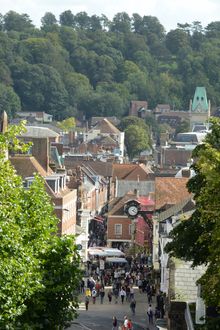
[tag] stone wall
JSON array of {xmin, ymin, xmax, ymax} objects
[{"xmin": 170, "ymin": 259, "xmax": 206, "ymax": 301}]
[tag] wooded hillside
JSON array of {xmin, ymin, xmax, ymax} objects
[{"xmin": 1, "ymin": 10, "xmax": 220, "ymax": 120}]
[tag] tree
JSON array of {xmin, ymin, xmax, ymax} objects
[
  {"xmin": 3, "ymin": 11, "xmax": 34, "ymax": 32},
  {"xmin": 89, "ymin": 15, "xmax": 102, "ymax": 31},
  {"xmin": 165, "ymin": 118, "xmax": 220, "ymax": 309},
  {"xmin": 59, "ymin": 26, "xmax": 77, "ymax": 53},
  {"xmin": 0, "ymin": 83, "xmax": 21, "ymax": 118},
  {"xmin": 41, "ymin": 12, "xmax": 57, "ymax": 29},
  {"xmin": 64, "ymin": 72, "xmax": 92, "ymax": 110},
  {"xmin": 0, "ymin": 122, "xmax": 81, "ymax": 328},
  {"xmin": 119, "ymin": 116, "xmax": 150, "ymax": 132},
  {"xmin": 166, "ymin": 28, "xmax": 191, "ymax": 55},
  {"xmin": 59, "ymin": 10, "xmax": 75, "ymax": 27},
  {"xmin": 79, "ymin": 90, "xmax": 126, "ymax": 118},
  {"xmin": 57, "ymin": 117, "xmax": 76, "ymax": 131},
  {"xmin": 12, "ymin": 62, "xmax": 69, "ymax": 119},
  {"xmin": 124, "ymin": 124, "xmax": 151, "ymax": 159},
  {"xmin": 110, "ymin": 12, "xmax": 131, "ymax": 34},
  {"xmin": 73, "ymin": 12, "xmax": 90, "ymax": 30},
  {"xmin": 174, "ymin": 119, "xmax": 190, "ymax": 136}
]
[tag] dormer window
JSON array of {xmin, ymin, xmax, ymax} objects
[
  {"xmin": 46, "ymin": 176, "xmax": 60, "ymax": 194},
  {"xmin": 23, "ymin": 177, "xmax": 34, "ymax": 189}
]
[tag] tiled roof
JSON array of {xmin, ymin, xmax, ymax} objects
[
  {"xmin": 90, "ymin": 116, "xmax": 120, "ymax": 127},
  {"xmin": 92, "ymin": 118, "xmax": 121, "ymax": 134},
  {"xmin": 155, "ymin": 177, "xmax": 191, "ymax": 210},
  {"xmin": 96, "ymin": 135, "xmax": 117, "ymax": 145},
  {"xmin": 112, "ymin": 163, "xmax": 153, "ymax": 181},
  {"xmin": 158, "ymin": 197, "xmax": 193, "ymax": 222},
  {"xmin": 108, "ymin": 193, "xmax": 154, "ymax": 216},
  {"xmin": 64, "ymin": 158, "xmax": 113, "ymax": 177},
  {"xmin": 10, "ymin": 155, "xmax": 52, "ymax": 179},
  {"xmin": 108, "ymin": 193, "xmax": 137, "ymax": 216}
]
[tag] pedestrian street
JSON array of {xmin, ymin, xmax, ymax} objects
[{"xmin": 69, "ymin": 286, "xmax": 158, "ymax": 330}]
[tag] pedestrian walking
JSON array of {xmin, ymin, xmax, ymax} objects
[
  {"xmin": 127, "ymin": 318, "xmax": 133, "ymax": 330},
  {"xmin": 124, "ymin": 315, "xmax": 128, "ymax": 329},
  {"xmin": 130, "ymin": 286, "xmax": 134, "ymax": 300},
  {"xmin": 108, "ymin": 289, "xmax": 113, "ymax": 303},
  {"xmin": 100, "ymin": 287, "xmax": 105, "ymax": 304},
  {"xmin": 85, "ymin": 295, "xmax": 90, "ymax": 311},
  {"xmin": 130, "ymin": 298, "xmax": 136, "ymax": 315},
  {"xmin": 120, "ymin": 288, "xmax": 126, "ymax": 304},
  {"xmin": 92, "ymin": 288, "xmax": 97, "ymax": 304},
  {"xmin": 147, "ymin": 304, "xmax": 153, "ymax": 324},
  {"xmin": 147, "ymin": 290, "xmax": 152, "ymax": 304},
  {"xmin": 113, "ymin": 287, "xmax": 119, "ymax": 304},
  {"xmin": 137, "ymin": 279, "xmax": 143, "ymax": 293},
  {"xmin": 126, "ymin": 285, "xmax": 131, "ymax": 302},
  {"xmin": 112, "ymin": 316, "xmax": 118, "ymax": 330},
  {"xmin": 155, "ymin": 306, "xmax": 160, "ymax": 319}
]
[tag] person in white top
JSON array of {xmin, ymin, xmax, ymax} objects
[
  {"xmin": 130, "ymin": 286, "xmax": 134, "ymax": 300},
  {"xmin": 124, "ymin": 315, "xmax": 128, "ymax": 329},
  {"xmin": 147, "ymin": 304, "xmax": 153, "ymax": 324},
  {"xmin": 120, "ymin": 288, "xmax": 126, "ymax": 304}
]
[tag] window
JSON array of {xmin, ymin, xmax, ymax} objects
[{"xmin": 115, "ymin": 224, "xmax": 122, "ymax": 235}]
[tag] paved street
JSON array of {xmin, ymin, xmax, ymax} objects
[{"xmin": 69, "ymin": 287, "xmax": 158, "ymax": 330}]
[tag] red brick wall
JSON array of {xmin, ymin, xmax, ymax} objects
[{"xmin": 107, "ymin": 216, "xmax": 132, "ymax": 240}]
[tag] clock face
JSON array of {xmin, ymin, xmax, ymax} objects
[{"xmin": 128, "ymin": 205, "xmax": 139, "ymax": 216}]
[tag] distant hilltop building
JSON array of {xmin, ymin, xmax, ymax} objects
[
  {"xmin": 189, "ymin": 87, "xmax": 210, "ymax": 130},
  {"xmin": 17, "ymin": 111, "xmax": 53, "ymax": 123},
  {"xmin": 129, "ymin": 100, "xmax": 148, "ymax": 118}
]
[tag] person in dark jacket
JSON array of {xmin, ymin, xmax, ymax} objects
[
  {"xmin": 112, "ymin": 316, "xmax": 118, "ymax": 330},
  {"xmin": 130, "ymin": 298, "xmax": 136, "ymax": 315},
  {"xmin": 100, "ymin": 286, "xmax": 105, "ymax": 304}
]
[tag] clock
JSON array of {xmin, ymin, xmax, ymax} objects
[{"xmin": 127, "ymin": 205, "xmax": 139, "ymax": 217}]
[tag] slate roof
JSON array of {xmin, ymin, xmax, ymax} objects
[
  {"xmin": 155, "ymin": 177, "xmax": 191, "ymax": 210},
  {"xmin": 112, "ymin": 163, "xmax": 154, "ymax": 181},
  {"xmin": 21, "ymin": 126, "xmax": 59, "ymax": 138},
  {"xmin": 10, "ymin": 155, "xmax": 52, "ymax": 179}
]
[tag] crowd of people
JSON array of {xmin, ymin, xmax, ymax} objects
[{"xmin": 82, "ymin": 253, "xmax": 166, "ymax": 329}]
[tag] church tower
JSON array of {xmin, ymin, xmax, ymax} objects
[{"xmin": 189, "ymin": 87, "xmax": 210, "ymax": 130}]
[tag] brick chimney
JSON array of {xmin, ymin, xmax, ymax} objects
[{"xmin": 31, "ymin": 137, "xmax": 50, "ymax": 173}]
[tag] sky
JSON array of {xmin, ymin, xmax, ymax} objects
[{"xmin": 1, "ymin": 0, "xmax": 220, "ymax": 32}]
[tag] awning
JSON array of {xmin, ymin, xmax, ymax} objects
[
  {"xmin": 106, "ymin": 257, "xmax": 127, "ymax": 263},
  {"xmin": 104, "ymin": 249, "xmax": 125, "ymax": 257},
  {"xmin": 88, "ymin": 249, "xmax": 107, "ymax": 256}
]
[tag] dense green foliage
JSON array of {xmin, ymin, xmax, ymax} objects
[
  {"xmin": 0, "ymin": 11, "xmax": 220, "ymax": 120},
  {"xmin": 165, "ymin": 118, "xmax": 220, "ymax": 310},
  {"xmin": 118, "ymin": 116, "xmax": 151, "ymax": 158},
  {"xmin": 0, "ymin": 123, "xmax": 81, "ymax": 328}
]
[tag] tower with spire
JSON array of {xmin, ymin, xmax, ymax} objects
[{"xmin": 189, "ymin": 87, "xmax": 210, "ymax": 130}]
